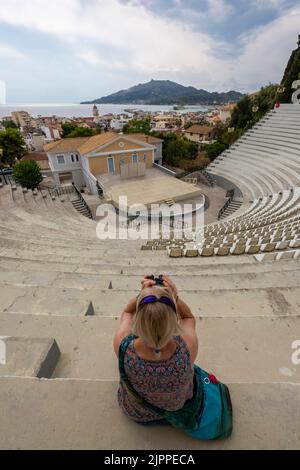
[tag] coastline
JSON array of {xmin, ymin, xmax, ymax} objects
[{"xmin": 0, "ymin": 103, "xmax": 210, "ymax": 119}]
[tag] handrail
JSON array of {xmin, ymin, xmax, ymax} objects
[
  {"xmin": 72, "ymin": 184, "xmax": 93, "ymax": 219},
  {"xmin": 0, "ymin": 172, "xmax": 16, "ymax": 186},
  {"xmin": 81, "ymin": 167, "xmax": 104, "ymax": 197},
  {"xmin": 218, "ymin": 189, "xmax": 235, "ymax": 220},
  {"xmin": 48, "ymin": 184, "xmax": 93, "ymax": 219},
  {"xmin": 176, "ymin": 169, "xmax": 214, "ymax": 187},
  {"xmin": 153, "ymin": 163, "xmax": 176, "ymax": 176},
  {"xmin": 48, "ymin": 185, "xmax": 74, "ymax": 197}
]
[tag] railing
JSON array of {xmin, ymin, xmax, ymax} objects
[
  {"xmin": 48, "ymin": 185, "xmax": 75, "ymax": 197},
  {"xmin": 153, "ymin": 163, "xmax": 177, "ymax": 176},
  {"xmin": 81, "ymin": 167, "xmax": 103, "ymax": 197},
  {"xmin": 218, "ymin": 189, "xmax": 235, "ymax": 220},
  {"xmin": 176, "ymin": 169, "xmax": 214, "ymax": 187},
  {"xmin": 201, "ymin": 170, "xmax": 214, "ymax": 187},
  {"xmin": 72, "ymin": 184, "xmax": 93, "ymax": 219},
  {"xmin": 48, "ymin": 184, "xmax": 93, "ymax": 219},
  {"xmin": 0, "ymin": 172, "xmax": 16, "ymax": 186}
]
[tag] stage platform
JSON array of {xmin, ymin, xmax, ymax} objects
[{"xmin": 108, "ymin": 176, "xmax": 203, "ymax": 208}]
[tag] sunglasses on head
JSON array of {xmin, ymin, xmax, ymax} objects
[{"xmin": 139, "ymin": 295, "xmax": 177, "ymax": 313}]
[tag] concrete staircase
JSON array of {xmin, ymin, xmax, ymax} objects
[
  {"xmin": 0, "ymin": 184, "xmax": 299, "ymax": 449},
  {"xmin": 71, "ymin": 197, "xmax": 93, "ymax": 219},
  {"xmin": 218, "ymin": 199, "xmax": 243, "ymax": 220}
]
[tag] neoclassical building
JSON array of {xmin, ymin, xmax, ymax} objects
[{"xmin": 44, "ymin": 132, "xmax": 163, "ymax": 194}]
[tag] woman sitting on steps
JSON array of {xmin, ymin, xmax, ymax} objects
[{"xmin": 113, "ymin": 275, "xmax": 232, "ymax": 440}]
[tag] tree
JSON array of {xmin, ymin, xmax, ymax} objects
[
  {"xmin": 67, "ymin": 127, "xmax": 96, "ymax": 138},
  {"xmin": 205, "ymin": 141, "xmax": 226, "ymax": 161},
  {"xmin": 13, "ymin": 160, "xmax": 43, "ymax": 189},
  {"xmin": 61, "ymin": 123, "xmax": 96, "ymax": 138},
  {"xmin": 1, "ymin": 120, "xmax": 18, "ymax": 130},
  {"xmin": 0, "ymin": 128, "xmax": 26, "ymax": 168},
  {"xmin": 158, "ymin": 132, "xmax": 198, "ymax": 166},
  {"xmin": 230, "ymin": 95, "xmax": 253, "ymax": 130},
  {"xmin": 123, "ymin": 118, "xmax": 151, "ymax": 134},
  {"xmin": 220, "ymin": 129, "xmax": 241, "ymax": 147},
  {"xmin": 254, "ymin": 84, "xmax": 277, "ymax": 118},
  {"xmin": 61, "ymin": 123, "xmax": 78, "ymax": 138},
  {"xmin": 278, "ymin": 46, "xmax": 300, "ymax": 103}
]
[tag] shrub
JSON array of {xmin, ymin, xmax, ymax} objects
[
  {"xmin": 13, "ymin": 160, "xmax": 43, "ymax": 189},
  {"xmin": 205, "ymin": 141, "xmax": 226, "ymax": 161},
  {"xmin": 0, "ymin": 128, "xmax": 26, "ymax": 167}
]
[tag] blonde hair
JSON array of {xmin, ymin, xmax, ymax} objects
[{"xmin": 132, "ymin": 286, "xmax": 181, "ymax": 357}]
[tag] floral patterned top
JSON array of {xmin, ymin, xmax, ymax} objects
[{"xmin": 118, "ymin": 335, "xmax": 194, "ymax": 423}]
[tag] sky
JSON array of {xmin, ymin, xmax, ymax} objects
[{"xmin": 0, "ymin": 0, "xmax": 299, "ymax": 103}]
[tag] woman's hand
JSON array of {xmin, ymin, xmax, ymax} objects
[
  {"xmin": 162, "ymin": 275, "xmax": 178, "ymax": 299},
  {"xmin": 141, "ymin": 275, "xmax": 156, "ymax": 290}
]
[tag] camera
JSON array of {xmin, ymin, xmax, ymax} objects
[{"xmin": 146, "ymin": 274, "xmax": 164, "ymax": 286}]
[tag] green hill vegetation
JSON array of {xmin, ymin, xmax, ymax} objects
[
  {"xmin": 81, "ymin": 79, "xmax": 244, "ymax": 105},
  {"xmin": 278, "ymin": 44, "xmax": 300, "ymax": 103}
]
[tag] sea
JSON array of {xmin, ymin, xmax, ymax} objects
[{"xmin": 0, "ymin": 103, "xmax": 208, "ymax": 119}]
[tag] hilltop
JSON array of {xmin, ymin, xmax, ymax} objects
[{"xmin": 81, "ymin": 79, "xmax": 244, "ymax": 105}]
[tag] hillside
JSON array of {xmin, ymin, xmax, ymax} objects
[
  {"xmin": 81, "ymin": 79, "xmax": 244, "ymax": 105},
  {"xmin": 278, "ymin": 43, "xmax": 300, "ymax": 103}
]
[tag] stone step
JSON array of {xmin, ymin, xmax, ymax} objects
[
  {"xmin": 0, "ymin": 313, "xmax": 299, "ymax": 383},
  {"xmin": 1, "ymin": 254, "xmax": 299, "ymax": 275},
  {"xmin": 1, "ymin": 284, "xmax": 299, "ymax": 317},
  {"xmin": 0, "ymin": 247, "xmax": 147, "ymax": 262},
  {"xmin": 0, "ymin": 248, "xmax": 244, "ymax": 265},
  {"xmin": 0, "ymin": 378, "xmax": 299, "ymax": 449},
  {"xmin": 0, "ymin": 336, "xmax": 60, "ymax": 378},
  {"xmin": 1, "ymin": 268, "xmax": 300, "ymax": 291}
]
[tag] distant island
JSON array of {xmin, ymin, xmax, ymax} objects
[{"xmin": 81, "ymin": 79, "xmax": 245, "ymax": 105}]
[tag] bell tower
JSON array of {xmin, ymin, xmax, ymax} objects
[{"xmin": 93, "ymin": 104, "xmax": 100, "ymax": 119}]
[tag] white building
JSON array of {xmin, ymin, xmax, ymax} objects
[
  {"xmin": 41, "ymin": 126, "xmax": 61, "ymax": 141},
  {"xmin": 110, "ymin": 115, "xmax": 131, "ymax": 131},
  {"xmin": 218, "ymin": 104, "xmax": 236, "ymax": 123}
]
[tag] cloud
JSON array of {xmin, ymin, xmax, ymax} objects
[
  {"xmin": 0, "ymin": 0, "xmax": 299, "ymax": 101},
  {"xmin": 0, "ymin": 0, "xmax": 227, "ymax": 74},
  {"xmin": 206, "ymin": 0, "xmax": 235, "ymax": 21},
  {"xmin": 230, "ymin": 6, "xmax": 300, "ymax": 90},
  {"xmin": 0, "ymin": 42, "xmax": 25, "ymax": 59},
  {"xmin": 252, "ymin": 0, "xmax": 288, "ymax": 9}
]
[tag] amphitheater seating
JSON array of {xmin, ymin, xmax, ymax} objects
[
  {"xmin": 0, "ymin": 106, "xmax": 300, "ymax": 449},
  {"xmin": 143, "ymin": 105, "xmax": 300, "ymax": 258}
]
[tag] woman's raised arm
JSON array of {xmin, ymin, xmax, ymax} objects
[{"xmin": 113, "ymin": 297, "xmax": 137, "ymax": 356}]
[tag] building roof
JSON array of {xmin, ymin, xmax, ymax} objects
[
  {"xmin": 185, "ymin": 125, "xmax": 213, "ymax": 134},
  {"xmin": 44, "ymin": 137, "xmax": 90, "ymax": 153},
  {"xmin": 77, "ymin": 132, "xmax": 117, "ymax": 154},
  {"xmin": 43, "ymin": 132, "xmax": 157, "ymax": 156},
  {"xmin": 22, "ymin": 152, "xmax": 48, "ymax": 162},
  {"xmin": 127, "ymin": 133, "xmax": 163, "ymax": 144}
]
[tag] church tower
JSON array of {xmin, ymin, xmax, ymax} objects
[{"xmin": 93, "ymin": 104, "xmax": 100, "ymax": 120}]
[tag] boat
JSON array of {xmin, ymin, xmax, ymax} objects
[{"xmin": 173, "ymin": 105, "xmax": 186, "ymax": 110}]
